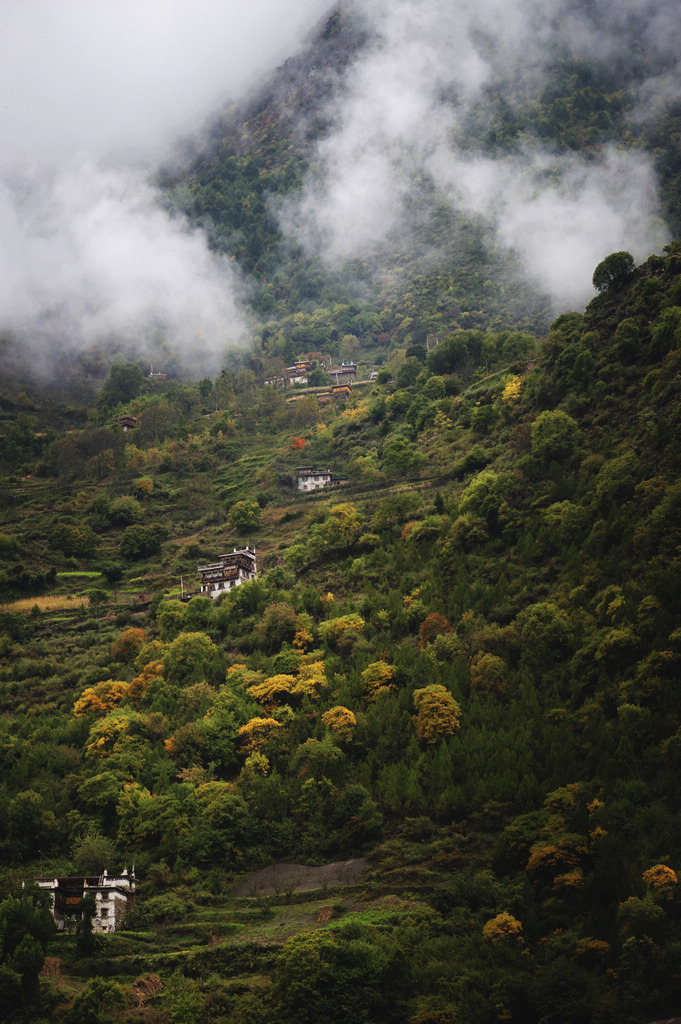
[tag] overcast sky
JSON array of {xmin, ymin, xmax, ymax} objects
[
  {"xmin": 0, "ymin": 0, "xmax": 328, "ymax": 161},
  {"xmin": 0, "ymin": 0, "xmax": 329, "ymax": 374}
]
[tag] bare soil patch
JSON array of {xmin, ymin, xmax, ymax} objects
[{"xmin": 232, "ymin": 858, "xmax": 366, "ymax": 897}]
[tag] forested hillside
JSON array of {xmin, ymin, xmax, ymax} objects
[
  {"xmin": 2, "ymin": 241, "xmax": 681, "ymax": 1022},
  {"xmin": 3, "ymin": 2, "xmax": 681, "ymax": 1021}
]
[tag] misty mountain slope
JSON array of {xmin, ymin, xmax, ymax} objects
[
  {"xmin": 159, "ymin": 7, "xmax": 557, "ymax": 333},
  {"xmin": 159, "ymin": 0, "xmax": 679, "ymax": 360},
  {"xmin": 1, "ymin": 1, "xmax": 678, "ymax": 388}
]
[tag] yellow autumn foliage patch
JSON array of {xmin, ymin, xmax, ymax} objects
[
  {"xmin": 502, "ymin": 375, "xmax": 523, "ymax": 403},
  {"xmin": 74, "ymin": 679, "xmax": 130, "ymax": 718},
  {"xmin": 412, "ymin": 684, "xmax": 461, "ymax": 744},
  {"xmin": 322, "ymin": 705, "xmax": 357, "ymax": 740},
  {"xmin": 362, "ymin": 662, "xmax": 395, "ymax": 701},
  {"xmin": 643, "ymin": 863, "xmax": 678, "ymax": 890},
  {"xmin": 237, "ymin": 717, "xmax": 282, "ymax": 756},
  {"xmin": 482, "ymin": 912, "xmax": 523, "ymax": 942}
]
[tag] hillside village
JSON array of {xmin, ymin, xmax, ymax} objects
[
  {"xmin": 2, "ymin": 0, "xmax": 681, "ymax": 1020},
  {"xmin": 2, "ymin": 245, "xmax": 681, "ymax": 1024}
]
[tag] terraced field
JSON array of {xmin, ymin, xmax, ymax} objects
[{"xmin": 36, "ymin": 855, "xmax": 450, "ymax": 1020}]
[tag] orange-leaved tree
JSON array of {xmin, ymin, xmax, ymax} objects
[
  {"xmin": 73, "ymin": 680, "xmax": 130, "ymax": 718},
  {"xmin": 127, "ymin": 660, "xmax": 165, "ymax": 706},
  {"xmin": 419, "ymin": 612, "xmax": 451, "ymax": 649},
  {"xmin": 643, "ymin": 864, "xmax": 678, "ymax": 893},
  {"xmin": 111, "ymin": 627, "xmax": 146, "ymax": 664}
]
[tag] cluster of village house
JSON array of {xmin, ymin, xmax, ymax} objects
[
  {"xmin": 35, "ymin": 869, "xmax": 135, "ymax": 934},
  {"xmin": 116, "ymin": 363, "xmax": 356, "ymax": 600},
  {"xmin": 268, "ymin": 358, "xmax": 380, "ymax": 406},
  {"xmin": 265, "ymin": 358, "xmax": 359, "ymax": 387},
  {"xmin": 187, "ymin": 465, "xmax": 347, "ymax": 600},
  {"xmin": 117, "ymin": 358, "xmax": 379, "ymax": 434},
  {"xmin": 37, "ymin": 367, "xmax": 357, "ymax": 928}
]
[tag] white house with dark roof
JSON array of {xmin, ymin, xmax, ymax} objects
[
  {"xmin": 35, "ymin": 868, "xmax": 135, "ymax": 934},
  {"xmin": 197, "ymin": 545, "xmax": 257, "ymax": 599},
  {"xmin": 296, "ymin": 466, "xmax": 348, "ymax": 492}
]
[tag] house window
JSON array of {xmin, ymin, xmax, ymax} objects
[{"xmin": 100, "ymin": 907, "xmax": 109, "ymax": 918}]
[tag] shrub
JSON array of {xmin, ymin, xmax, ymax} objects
[
  {"xmin": 120, "ymin": 524, "xmax": 167, "ymax": 560},
  {"xmin": 109, "ymin": 496, "xmax": 144, "ymax": 525}
]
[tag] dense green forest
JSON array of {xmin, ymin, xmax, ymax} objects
[
  {"xmin": 3, "ymin": 241, "xmax": 681, "ymax": 1022},
  {"xmin": 3, "ymin": 4, "xmax": 681, "ymax": 1022}
]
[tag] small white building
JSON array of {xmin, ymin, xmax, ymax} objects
[
  {"xmin": 197, "ymin": 545, "xmax": 257, "ymax": 599},
  {"xmin": 35, "ymin": 868, "xmax": 135, "ymax": 934},
  {"xmin": 296, "ymin": 466, "xmax": 348, "ymax": 492}
]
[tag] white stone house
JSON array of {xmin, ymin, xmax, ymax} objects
[
  {"xmin": 197, "ymin": 545, "xmax": 257, "ymax": 600},
  {"xmin": 35, "ymin": 868, "xmax": 136, "ymax": 934},
  {"xmin": 296, "ymin": 466, "xmax": 348, "ymax": 492}
]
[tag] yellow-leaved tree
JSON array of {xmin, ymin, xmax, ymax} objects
[
  {"xmin": 296, "ymin": 660, "xmax": 328, "ymax": 700},
  {"xmin": 237, "ymin": 717, "xmax": 281, "ymax": 756},
  {"xmin": 85, "ymin": 708, "xmax": 141, "ymax": 757},
  {"xmin": 502, "ymin": 375, "xmax": 523, "ymax": 403},
  {"xmin": 247, "ymin": 662, "xmax": 328, "ymax": 712},
  {"xmin": 318, "ymin": 614, "xmax": 365, "ymax": 642},
  {"xmin": 412, "ymin": 684, "xmax": 461, "ymax": 744},
  {"xmin": 361, "ymin": 662, "xmax": 395, "ymax": 702},
  {"xmin": 482, "ymin": 912, "xmax": 523, "ymax": 943},
  {"xmin": 321, "ymin": 706, "xmax": 357, "ymax": 742},
  {"xmin": 323, "ymin": 502, "xmax": 363, "ymax": 548},
  {"xmin": 247, "ymin": 675, "xmax": 298, "ymax": 712}
]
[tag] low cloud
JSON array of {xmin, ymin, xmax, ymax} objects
[
  {"xmin": 429, "ymin": 146, "xmax": 667, "ymax": 308},
  {"xmin": 281, "ymin": 0, "xmax": 674, "ymax": 311},
  {"xmin": 0, "ymin": 0, "xmax": 329, "ymax": 377},
  {"xmin": 0, "ymin": 160, "xmax": 248, "ymax": 375}
]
